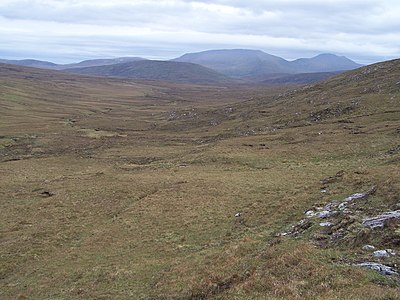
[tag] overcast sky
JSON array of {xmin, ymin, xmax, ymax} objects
[{"xmin": 0, "ymin": 0, "xmax": 399, "ymax": 64}]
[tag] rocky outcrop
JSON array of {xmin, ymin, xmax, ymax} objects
[
  {"xmin": 354, "ymin": 263, "xmax": 398, "ymax": 276},
  {"xmin": 362, "ymin": 210, "xmax": 400, "ymax": 229},
  {"xmin": 280, "ymin": 184, "xmax": 399, "ymax": 279}
]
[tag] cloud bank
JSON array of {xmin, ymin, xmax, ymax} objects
[{"xmin": 0, "ymin": 0, "xmax": 399, "ymax": 63}]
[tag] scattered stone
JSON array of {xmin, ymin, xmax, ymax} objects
[
  {"xmin": 362, "ymin": 210, "xmax": 400, "ymax": 229},
  {"xmin": 362, "ymin": 245, "xmax": 376, "ymax": 251},
  {"xmin": 318, "ymin": 210, "xmax": 338, "ymax": 219},
  {"xmin": 305, "ymin": 210, "xmax": 317, "ymax": 217},
  {"xmin": 345, "ymin": 193, "xmax": 366, "ymax": 201},
  {"xmin": 338, "ymin": 202, "xmax": 347, "ymax": 210},
  {"xmin": 354, "ymin": 262, "xmax": 399, "ymax": 276},
  {"xmin": 40, "ymin": 191, "xmax": 54, "ymax": 198},
  {"xmin": 235, "ymin": 212, "xmax": 241, "ymax": 218},
  {"xmin": 373, "ymin": 249, "xmax": 396, "ymax": 257},
  {"xmin": 344, "ymin": 186, "xmax": 377, "ymax": 202},
  {"xmin": 324, "ymin": 202, "xmax": 337, "ymax": 211},
  {"xmin": 321, "ymin": 189, "xmax": 328, "ymax": 193},
  {"xmin": 320, "ymin": 222, "xmax": 333, "ymax": 227},
  {"xmin": 387, "ymin": 145, "xmax": 400, "ymax": 155}
]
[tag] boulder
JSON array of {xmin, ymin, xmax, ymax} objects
[
  {"xmin": 373, "ymin": 249, "xmax": 396, "ymax": 257},
  {"xmin": 362, "ymin": 245, "xmax": 376, "ymax": 251}
]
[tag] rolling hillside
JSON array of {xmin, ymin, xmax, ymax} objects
[
  {"xmin": 0, "ymin": 57, "xmax": 146, "ymax": 70},
  {"xmin": 0, "ymin": 58, "xmax": 59, "ymax": 69},
  {"xmin": 65, "ymin": 60, "xmax": 235, "ymax": 84},
  {"xmin": 59, "ymin": 57, "xmax": 146, "ymax": 69},
  {"xmin": 260, "ymin": 71, "xmax": 343, "ymax": 85}
]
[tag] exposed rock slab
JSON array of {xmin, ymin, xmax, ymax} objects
[
  {"xmin": 362, "ymin": 210, "xmax": 400, "ymax": 229},
  {"xmin": 354, "ymin": 262, "xmax": 399, "ymax": 276}
]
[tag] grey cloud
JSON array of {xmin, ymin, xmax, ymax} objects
[{"xmin": 0, "ymin": 0, "xmax": 399, "ymax": 64}]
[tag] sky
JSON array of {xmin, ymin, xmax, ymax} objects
[{"xmin": 0, "ymin": 0, "xmax": 399, "ymax": 64}]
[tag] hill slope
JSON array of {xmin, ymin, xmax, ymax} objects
[
  {"xmin": 59, "ymin": 57, "xmax": 146, "ymax": 69},
  {"xmin": 260, "ymin": 71, "xmax": 343, "ymax": 85},
  {"xmin": 66, "ymin": 60, "xmax": 235, "ymax": 84},
  {"xmin": 0, "ymin": 58, "xmax": 59, "ymax": 69}
]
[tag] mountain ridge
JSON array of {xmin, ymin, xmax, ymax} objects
[
  {"xmin": 0, "ymin": 50, "xmax": 364, "ymax": 85},
  {"xmin": 174, "ymin": 49, "xmax": 362, "ymax": 78}
]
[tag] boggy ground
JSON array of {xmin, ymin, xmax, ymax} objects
[{"xmin": 0, "ymin": 61, "xmax": 399, "ymax": 299}]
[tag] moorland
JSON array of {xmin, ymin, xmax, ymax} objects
[{"xmin": 0, "ymin": 58, "xmax": 399, "ymax": 299}]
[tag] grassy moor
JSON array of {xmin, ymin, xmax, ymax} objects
[{"xmin": 1, "ymin": 59, "xmax": 399, "ymax": 299}]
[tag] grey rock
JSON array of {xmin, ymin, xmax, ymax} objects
[
  {"xmin": 338, "ymin": 202, "xmax": 347, "ymax": 210},
  {"xmin": 344, "ymin": 186, "xmax": 377, "ymax": 202},
  {"xmin": 362, "ymin": 210, "xmax": 400, "ymax": 229},
  {"xmin": 319, "ymin": 222, "xmax": 334, "ymax": 227},
  {"xmin": 305, "ymin": 210, "xmax": 317, "ymax": 217},
  {"xmin": 324, "ymin": 202, "xmax": 337, "ymax": 211},
  {"xmin": 318, "ymin": 210, "xmax": 338, "ymax": 219},
  {"xmin": 362, "ymin": 245, "xmax": 376, "ymax": 251},
  {"xmin": 374, "ymin": 250, "xmax": 390, "ymax": 257},
  {"xmin": 373, "ymin": 249, "xmax": 396, "ymax": 257},
  {"xmin": 354, "ymin": 262, "xmax": 399, "ymax": 276},
  {"xmin": 345, "ymin": 193, "xmax": 367, "ymax": 201}
]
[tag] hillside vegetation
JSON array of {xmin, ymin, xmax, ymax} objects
[{"xmin": 0, "ymin": 59, "xmax": 399, "ymax": 299}]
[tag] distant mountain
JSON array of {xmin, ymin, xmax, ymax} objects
[
  {"xmin": 65, "ymin": 60, "xmax": 234, "ymax": 85},
  {"xmin": 0, "ymin": 57, "xmax": 146, "ymax": 70},
  {"xmin": 173, "ymin": 49, "xmax": 293, "ymax": 78},
  {"xmin": 173, "ymin": 49, "xmax": 362, "ymax": 79},
  {"xmin": 59, "ymin": 57, "xmax": 145, "ymax": 69},
  {"xmin": 0, "ymin": 59, "xmax": 59, "ymax": 69},
  {"xmin": 290, "ymin": 53, "xmax": 362, "ymax": 73}
]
